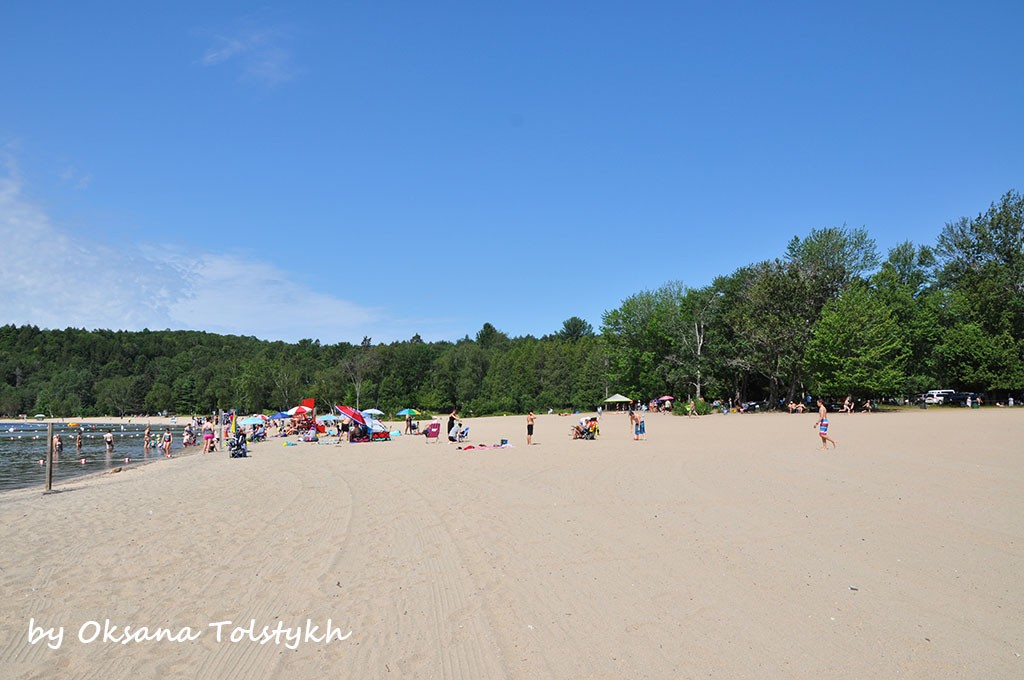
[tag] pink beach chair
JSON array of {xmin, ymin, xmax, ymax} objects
[{"xmin": 424, "ymin": 421, "xmax": 441, "ymax": 443}]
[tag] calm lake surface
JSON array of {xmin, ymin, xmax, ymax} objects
[{"xmin": 0, "ymin": 422, "xmax": 194, "ymax": 492}]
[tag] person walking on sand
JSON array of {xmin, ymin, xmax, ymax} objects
[
  {"xmin": 814, "ymin": 399, "xmax": 837, "ymax": 450},
  {"xmin": 526, "ymin": 411, "xmax": 536, "ymax": 445}
]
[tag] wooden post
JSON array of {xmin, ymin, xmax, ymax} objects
[
  {"xmin": 44, "ymin": 422, "xmax": 54, "ymax": 492},
  {"xmin": 217, "ymin": 409, "xmax": 224, "ymax": 452}
]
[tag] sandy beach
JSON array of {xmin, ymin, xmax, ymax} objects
[{"xmin": 0, "ymin": 408, "xmax": 1020, "ymax": 679}]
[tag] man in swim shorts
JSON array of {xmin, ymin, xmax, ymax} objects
[
  {"xmin": 814, "ymin": 399, "xmax": 837, "ymax": 450},
  {"xmin": 526, "ymin": 411, "xmax": 536, "ymax": 445}
]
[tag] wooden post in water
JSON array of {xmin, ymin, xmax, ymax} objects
[
  {"xmin": 44, "ymin": 422, "xmax": 54, "ymax": 491},
  {"xmin": 217, "ymin": 409, "xmax": 224, "ymax": 452}
]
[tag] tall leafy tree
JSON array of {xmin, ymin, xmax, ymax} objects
[
  {"xmin": 806, "ymin": 283, "xmax": 909, "ymax": 396},
  {"xmin": 870, "ymin": 242, "xmax": 941, "ymax": 394}
]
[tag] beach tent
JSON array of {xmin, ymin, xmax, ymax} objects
[{"xmin": 603, "ymin": 394, "xmax": 632, "ymax": 403}]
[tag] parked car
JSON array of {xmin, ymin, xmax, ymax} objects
[
  {"xmin": 945, "ymin": 392, "xmax": 985, "ymax": 407},
  {"xmin": 924, "ymin": 389, "xmax": 955, "ymax": 404}
]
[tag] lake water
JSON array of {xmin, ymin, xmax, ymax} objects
[{"xmin": 0, "ymin": 422, "xmax": 193, "ymax": 492}]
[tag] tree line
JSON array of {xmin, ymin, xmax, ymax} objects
[{"xmin": 2, "ymin": 190, "xmax": 1020, "ymax": 417}]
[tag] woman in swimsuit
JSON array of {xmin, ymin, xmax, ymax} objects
[{"xmin": 202, "ymin": 417, "xmax": 215, "ymax": 454}]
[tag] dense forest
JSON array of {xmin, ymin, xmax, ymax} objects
[{"xmin": 2, "ymin": 191, "xmax": 1021, "ymax": 417}]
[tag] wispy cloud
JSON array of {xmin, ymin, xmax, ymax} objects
[
  {"xmin": 197, "ymin": 21, "xmax": 299, "ymax": 87},
  {"xmin": 0, "ymin": 164, "xmax": 380, "ymax": 343}
]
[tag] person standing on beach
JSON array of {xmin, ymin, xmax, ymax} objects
[
  {"xmin": 202, "ymin": 417, "xmax": 215, "ymax": 453},
  {"xmin": 814, "ymin": 399, "xmax": 837, "ymax": 450},
  {"xmin": 447, "ymin": 410, "xmax": 458, "ymax": 443},
  {"xmin": 104, "ymin": 429, "xmax": 114, "ymax": 453},
  {"xmin": 526, "ymin": 411, "xmax": 536, "ymax": 445}
]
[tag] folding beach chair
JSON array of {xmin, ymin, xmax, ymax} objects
[{"xmin": 424, "ymin": 421, "xmax": 441, "ymax": 443}]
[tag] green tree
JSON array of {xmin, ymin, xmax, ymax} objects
[
  {"xmin": 806, "ymin": 284, "xmax": 909, "ymax": 396},
  {"xmin": 340, "ymin": 340, "xmax": 380, "ymax": 410},
  {"xmin": 555, "ymin": 316, "xmax": 595, "ymax": 342},
  {"xmin": 870, "ymin": 241, "xmax": 942, "ymax": 394},
  {"xmin": 95, "ymin": 376, "xmax": 143, "ymax": 416}
]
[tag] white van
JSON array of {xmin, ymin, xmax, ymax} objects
[{"xmin": 924, "ymin": 389, "xmax": 955, "ymax": 404}]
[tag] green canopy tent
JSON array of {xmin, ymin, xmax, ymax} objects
[{"xmin": 603, "ymin": 393, "xmax": 633, "ymax": 411}]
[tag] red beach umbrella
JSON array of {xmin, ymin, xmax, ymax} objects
[{"xmin": 334, "ymin": 404, "xmax": 366, "ymax": 426}]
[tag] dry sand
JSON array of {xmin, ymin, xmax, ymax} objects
[{"xmin": 0, "ymin": 408, "xmax": 1020, "ymax": 679}]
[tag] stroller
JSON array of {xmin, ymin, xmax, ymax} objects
[{"xmin": 228, "ymin": 431, "xmax": 248, "ymax": 458}]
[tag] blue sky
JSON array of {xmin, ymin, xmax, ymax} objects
[{"xmin": 2, "ymin": 1, "xmax": 1021, "ymax": 344}]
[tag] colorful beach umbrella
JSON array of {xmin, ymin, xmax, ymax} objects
[
  {"xmin": 286, "ymin": 405, "xmax": 312, "ymax": 416},
  {"xmin": 396, "ymin": 408, "xmax": 420, "ymax": 416},
  {"xmin": 238, "ymin": 416, "xmax": 265, "ymax": 426},
  {"xmin": 657, "ymin": 395, "xmax": 675, "ymax": 402},
  {"xmin": 316, "ymin": 414, "xmax": 340, "ymax": 422},
  {"xmin": 362, "ymin": 408, "xmax": 384, "ymax": 416},
  {"xmin": 334, "ymin": 404, "xmax": 366, "ymax": 426}
]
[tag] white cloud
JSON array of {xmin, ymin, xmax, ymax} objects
[
  {"xmin": 0, "ymin": 167, "xmax": 381, "ymax": 343},
  {"xmin": 198, "ymin": 25, "xmax": 299, "ymax": 87}
]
